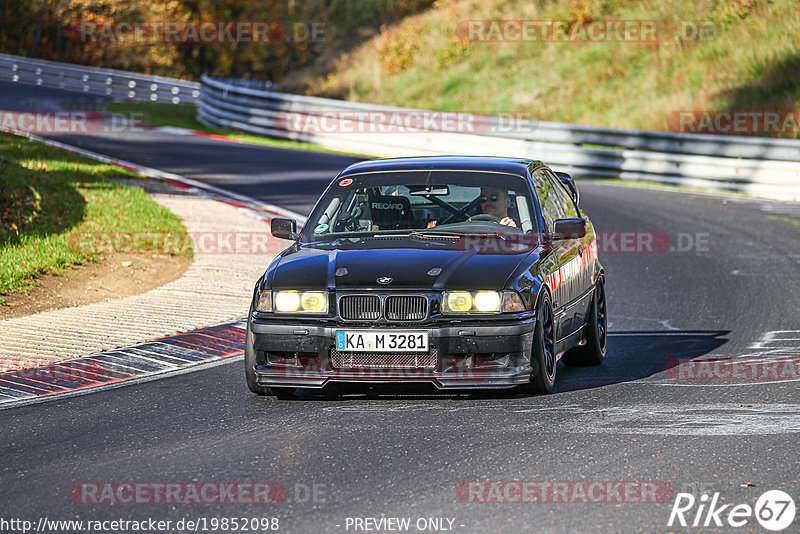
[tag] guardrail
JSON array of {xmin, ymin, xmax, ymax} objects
[
  {"xmin": 0, "ymin": 53, "xmax": 200, "ymax": 104},
  {"xmin": 199, "ymin": 75, "xmax": 800, "ymax": 201},
  {"xmin": 1, "ymin": 53, "xmax": 797, "ymax": 201}
]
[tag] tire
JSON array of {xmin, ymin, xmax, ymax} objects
[
  {"xmin": 562, "ymin": 277, "xmax": 607, "ymax": 366},
  {"xmin": 522, "ymin": 292, "xmax": 557, "ymax": 394},
  {"xmin": 244, "ymin": 314, "xmax": 295, "ymax": 397}
]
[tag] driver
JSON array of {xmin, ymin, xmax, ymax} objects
[{"xmin": 479, "ymin": 187, "xmax": 517, "ymax": 227}]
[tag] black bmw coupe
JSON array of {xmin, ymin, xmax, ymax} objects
[{"xmin": 245, "ymin": 156, "xmax": 606, "ymax": 395}]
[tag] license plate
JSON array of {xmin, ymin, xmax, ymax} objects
[{"xmin": 336, "ymin": 330, "xmax": 429, "ymax": 352}]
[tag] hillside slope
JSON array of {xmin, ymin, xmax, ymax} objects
[{"xmin": 281, "ymin": 0, "xmax": 800, "ymax": 135}]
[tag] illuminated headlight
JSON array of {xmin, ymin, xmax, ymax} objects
[
  {"xmin": 445, "ymin": 291, "xmax": 473, "ymax": 312},
  {"xmin": 474, "ymin": 291, "xmax": 501, "ymax": 312},
  {"xmin": 442, "ymin": 290, "xmax": 526, "ymax": 314},
  {"xmin": 275, "ymin": 291, "xmax": 300, "ymax": 312},
  {"xmin": 274, "ymin": 290, "xmax": 328, "ymax": 314},
  {"xmin": 300, "ymin": 291, "xmax": 328, "ymax": 313}
]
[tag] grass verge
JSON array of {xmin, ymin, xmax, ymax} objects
[
  {"xmin": 0, "ymin": 132, "xmax": 190, "ymax": 300},
  {"xmin": 766, "ymin": 215, "xmax": 800, "ymax": 227},
  {"xmin": 283, "ymin": 0, "xmax": 799, "ymax": 137},
  {"xmin": 105, "ymin": 102, "xmax": 366, "ymax": 157}
]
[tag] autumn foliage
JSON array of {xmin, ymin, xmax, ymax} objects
[{"xmin": 0, "ymin": 0, "xmax": 433, "ymax": 81}]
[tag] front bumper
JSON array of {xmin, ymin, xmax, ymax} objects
[{"xmin": 248, "ymin": 318, "xmax": 535, "ymax": 390}]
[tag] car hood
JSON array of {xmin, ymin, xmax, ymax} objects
[{"xmin": 269, "ymin": 241, "xmax": 537, "ymax": 291}]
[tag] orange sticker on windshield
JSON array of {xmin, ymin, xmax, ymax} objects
[{"xmin": 338, "ymin": 178, "xmax": 353, "ymax": 187}]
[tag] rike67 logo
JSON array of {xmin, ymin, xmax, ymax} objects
[{"xmin": 668, "ymin": 490, "xmax": 796, "ymax": 531}]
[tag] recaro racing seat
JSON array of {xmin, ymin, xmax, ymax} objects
[{"xmin": 366, "ymin": 193, "xmax": 414, "ymax": 231}]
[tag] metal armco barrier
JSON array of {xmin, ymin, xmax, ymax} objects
[
  {"xmin": 0, "ymin": 53, "xmax": 200, "ymax": 104},
  {"xmin": 198, "ymin": 75, "xmax": 800, "ymax": 201},
  {"xmin": 1, "ymin": 53, "xmax": 797, "ymax": 200}
]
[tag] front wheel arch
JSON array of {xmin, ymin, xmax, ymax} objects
[{"xmin": 520, "ymin": 290, "xmax": 556, "ymax": 394}]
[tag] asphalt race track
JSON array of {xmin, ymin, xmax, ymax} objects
[
  {"xmin": 1, "ymin": 82, "xmax": 799, "ymax": 533},
  {"xmin": 0, "ymin": 82, "xmax": 359, "ymax": 215}
]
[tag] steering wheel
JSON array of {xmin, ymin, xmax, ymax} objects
[{"xmin": 469, "ymin": 214, "xmax": 503, "ymax": 223}]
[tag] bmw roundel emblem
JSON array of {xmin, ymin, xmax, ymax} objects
[{"xmin": 377, "ymin": 276, "xmax": 393, "ymax": 285}]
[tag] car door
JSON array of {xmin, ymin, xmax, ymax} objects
[
  {"xmin": 532, "ymin": 168, "xmax": 581, "ymax": 341},
  {"xmin": 543, "ymin": 169, "xmax": 594, "ymax": 335}
]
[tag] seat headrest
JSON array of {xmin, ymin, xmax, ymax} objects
[{"xmin": 367, "ymin": 194, "xmax": 412, "ymax": 230}]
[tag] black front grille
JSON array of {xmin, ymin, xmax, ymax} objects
[
  {"xmin": 339, "ymin": 295, "xmax": 381, "ymax": 320},
  {"xmin": 330, "ymin": 347, "xmax": 438, "ymax": 369},
  {"xmin": 385, "ymin": 295, "xmax": 427, "ymax": 321}
]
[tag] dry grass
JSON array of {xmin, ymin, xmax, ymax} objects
[{"xmin": 281, "ymin": 0, "xmax": 800, "ymax": 135}]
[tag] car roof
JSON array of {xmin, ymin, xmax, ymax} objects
[{"xmin": 338, "ymin": 156, "xmax": 546, "ymax": 177}]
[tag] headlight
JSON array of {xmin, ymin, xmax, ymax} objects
[
  {"xmin": 275, "ymin": 291, "xmax": 300, "ymax": 312},
  {"xmin": 446, "ymin": 291, "xmax": 473, "ymax": 312},
  {"xmin": 442, "ymin": 290, "xmax": 526, "ymax": 314},
  {"xmin": 273, "ymin": 290, "xmax": 328, "ymax": 314},
  {"xmin": 474, "ymin": 291, "xmax": 501, "ymax": 312},
  {"xmin": 300, "ymin": 291, "xmax": 327, "ymax": 313}
]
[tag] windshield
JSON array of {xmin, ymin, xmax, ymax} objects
[{"xmin": 301, "ymin": 170, "xmax": 537, "ymax": 242}]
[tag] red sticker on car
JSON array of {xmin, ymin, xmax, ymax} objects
[{"xmin": 338, "ymin": 178, "xmax": 353, "ymax": 187}]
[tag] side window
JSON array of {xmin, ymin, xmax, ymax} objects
[
  {"xmin": 545, "ymin": 170, "xmax": 579, "ymax": 218},
  {"xmin": 532, "ymin": 169, "xmax": 566, "ymax": 232}
]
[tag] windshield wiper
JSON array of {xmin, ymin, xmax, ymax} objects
[
  {"xmin": 408, "ymin": 230, "xmax": 460, "ymax": 240},
  {"xmin": 306, "ymin": 236, "xmax": 357, "ymax": 245},
  {"xmin": 470, "ymin": 231, "xmax": 508, "ymax": 241},
  {"xmin": 409, "ymin": 230, "xmax": 508, "ymax": 241}
]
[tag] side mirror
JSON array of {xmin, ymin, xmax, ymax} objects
[
  {"xmin": 552, "ymin": 218, "xmax": 586, "ymax": 240},
  {"xmin": 555, "ymin": 171, "xmax": 579, "ymax": 206},
  {"xmin": 271, "ymin": 218, "xmax": 298, "ymax": 240}
]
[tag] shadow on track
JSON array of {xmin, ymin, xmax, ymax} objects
[
  {"xmin": 255, "ymin": 329, "xmax": 729, "ymax": 401},
  {"xmin": 554, "ymin": 329, "xmax": 729, "ymax": 393}
]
